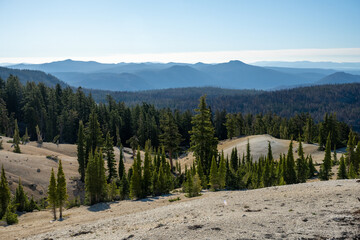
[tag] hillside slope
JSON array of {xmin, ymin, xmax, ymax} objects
[{"xmin": 1, "ymin": 180, "xmax": 358, "ymax": 239}]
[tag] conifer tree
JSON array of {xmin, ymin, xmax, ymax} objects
[
  {"xmin": 320, "ymin": 134, "xmax": 332, "ymax": 180},
  {"xmin": 130, "ymin": 147, "xmax": 142, "ymax": 199},
  {"xmin": 348, "ymin": 162, "xmax": 357, "ymax": 179},
  {"xmin": 118, "ymin": 145, "xmax": 125, "ymax": 180},
  {"xmin": 77, "ymin": 120, "xmax": 86, "ymax": 182},
  {"xmin": 189, "ymin": 95, "xmax": 218, "ymax": 175},
  {"xmin": 105, "ymin": 131, "xmax": 117, "ymax": 182},
  {"xmin": 230, "ymin": 147, "xmax": 238, "ymax": 172},
  {"xmin": 307, "ymin": 155, "xmax": 316, "ymax": 178},
  {"xmin": 35, "ymin": 125, "xmax": 43, "ymax": 147},
  {"xmin": 209, "ymin": 156, "xmax": 219, "ymax": 190},
  {"xmin": 119, "ymin": 174, "xmax": 129, "ymax": 200},
  {"xmin": 246, "ymin": 139, "xmax": 251, "ymax": 164},
  {"xmin": 218, "ymin": 151, "xmax": 226, "ymax": 189},
  {"xmin": 13, "ymin": 119, "xmax": 21, "ymax": 153},
  {"xmin": 22, "ymin": 127, "xmax": 30, "ymax": 145},
  {"xmin": 0, "ymin": 165, "xmax": 11, "ymax": 219},
  {"xmin": 142, "ymin": 140, "xmax": 152, "ymax": 197},
  {"xmin": 196, "ymin": 159, "xmax": 207, "ymax": 189},
  {"xmin": 15, "ymin": 178, "xmax": 29, "ymax": 212},
  {"xmin": 47, "ymin": 168, "xmax": 57, "ymax": 220},
  {"xmin": 337, "ymin": 155, "xmax": 347, "ymax": 179},
  {"xmin": 152, "ymin": 168, "xmax": 159, "ymax": 196},
  {"xmin": 160, "ymin": 111, "xmax": 182, "ymax": 171},
  {"xmin": 56, "ymin": 160, "xmax": 67, "ymax": 219},
  {"xmin": 126, "ymin": 135, "xmax": 139, "ymax": 159},
  {"xmin": 285, "ymin": 140, "xmax": 297, "ymax": 184},
  {"xmin": 86, "ymin": 109, "xmax": 104, "ymax": 155},
  {"xmin": 296, "ymin": 139, "xmax": 308, "ymax": 183},
  {"xmin": 97, "ymin": 149, "xmax": 108, "ymax": 202}
]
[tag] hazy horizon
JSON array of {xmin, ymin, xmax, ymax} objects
[{"xmin": 1, "ymin": 0, "xmax": 359, "ymax": 64}]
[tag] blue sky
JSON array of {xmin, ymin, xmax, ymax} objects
[{"xmin": 0, "ymin": 0, "xmax": 359, "ymax": 63}]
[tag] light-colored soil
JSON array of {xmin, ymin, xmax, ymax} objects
[
  {"xmin": 0, "ymin": 180, "xmax": 359, "ymax": 239},
  {"xmin": 0, "ymin": 134, "xmax": 340, "ymax": 200},
  {"xmin": 0, "ymin": 136, "xmax": 135, "ymax": 200}
]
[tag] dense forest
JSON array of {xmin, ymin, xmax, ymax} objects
[
  {"xmin": 0, "ymin": 75, "xmax": 355, "ymax": 148},
  {"xmin": 90, "ymin": 84, "xmax": 360, "ymax": 132},
  {"xmin": 0, "ymin": 75, "xmax": 359, "ymax": 225}
]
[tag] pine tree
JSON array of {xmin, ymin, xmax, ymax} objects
[
  {"xmin": 348, "ymin": 162, "xmax": 357, "ymax": 179},
  {"xmin": 189, "ymin": 95, "xmax": 218, "ymax": 175},
  {"xmin": 209, "ymin": 156, "xmax": 219, "ymax": 190},
  {"xmin": 108, "ymin": 181, "xmax": 119, "ymax": 201},
  {"xmin": 285, "ymin": 140, "xmax": 297, "ymax": 184},
  {"xmin": 130, "ymin": 147, "xmax": 142, "ymax": 199},
  {"xmin": 296, "ymin": 139, "xmax": 308, "ymax": 183},
  {"xmin": 160, "ymin": 111, "xmax": 182, "ymax": 171},
  {"xmin": 118, "ymin": 145, "xmax": 125, "ymax": 180},
  {"xmin": 77, "ymin": 120, "xmax": 86, "ymax": 182},
  {"xmin": 246, "ymin": 139, "xmax": 251, "ymax": 164},
  {"xmin": 142, "ymin": 140, "xmax": 152, "ymax": 197},
  {"xmin": 337, "ymin": 155, "xmax": 347, "ymax": 179},
  {"xmin": 196, "ymin": 159, "xmax": 207, "ymax": 189},
  {"xmin": 35, "ymin": 125, "xmax": 43, "ymax": 147},
  {"xmin": 230, "ymin": 147, "xmax": 238, "ymax": 172},
  {"xmin": 105, "ymin": 131, "xmax": 117, "ymax": 182},
  {"xmin": 15, "ymin": 178, "xmax": 29, "ymax": 212},
  {"xmin": 86, "ymin": 109, "xmax": 104, "ymax": 155},
  {"xmin": 56, "ymin": 160, "xmax": 67, "ymax": 219},
  {"xmin": 0, "ymin": 165, "xmax": 11, "ymax": 219},
  {"xmin": 218, "ymin": 151, "xmax": 226, "ymax": 189},
  {"xmin": 119, "ymin": 174, "xmax": 129, "ymax": 200},
  {"xmin": 97, "ymin": 149, "xmax": 108, "ymax": 202},
  {"xmin": 308, "ymin": 155, "xmax": 316, "ymax": 178},
  {"xmin": 320, "ymin": 134, "xmax": 332, "ymax": 180},
  {"xmin": 47, "ymin": 168, "xmax": 57, "ymax": 220},
  {"xmin": 22, "ymin": 127, "xmax": 30, "ymax": 145},
  {"xmin": 13, "ymin": 119, "xmax": 21, "ymax": 153}
]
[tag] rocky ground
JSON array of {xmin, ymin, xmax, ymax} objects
[{"xmin": 0, "ymin": 179, "xmax": 359, "ymax": 239}]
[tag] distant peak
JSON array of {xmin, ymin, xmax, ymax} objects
[{"xmin": 228, "ymin": 60, "xmax": 245, "ymax": 64}]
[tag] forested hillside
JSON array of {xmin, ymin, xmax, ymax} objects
[{"xmin": 92, "ymin": 84, "xmax": 360, "ymax": 131}]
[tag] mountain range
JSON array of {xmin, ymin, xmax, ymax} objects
[{"xmin": 5, "ymin": 59, "xmax": 360, "ymax": 91}]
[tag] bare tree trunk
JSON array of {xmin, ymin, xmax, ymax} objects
[
  {"xmin": 59, "ymin": 204, "xmax": 63, "ymax": 219},
  {"xmin": 169, "ymin": 150, "xmax": 173, "ymax": 172},
  {"xmin": 53, "ymin": 205, "xmax": 57, "ymax": 220}
]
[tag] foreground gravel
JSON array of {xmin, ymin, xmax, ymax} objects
[{"xmin": 17, "ymin": 179, "xmax": 358, "ymax": 240}]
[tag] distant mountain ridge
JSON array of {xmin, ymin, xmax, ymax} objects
[
  {"xmin": 7, "ymin": 59, "xmax": 360, "ymax": 91},
  {"xmin": 316, "ymin": 72, "xmax": 360, "ymax": 84},
  {"xmin": 0, "ymin": 67, "xmax": 68, "ymax": 87}
]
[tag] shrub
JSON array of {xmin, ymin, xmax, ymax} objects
[{"xmin": 4, "ymin": 205, "xmax": 18, "ymax": 225}]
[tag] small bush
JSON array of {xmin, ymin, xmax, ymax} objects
[
  {"xmin": 168, "ymin": 197, "xmax": 181, "ymax": 202},
  {"xmin": 0, "ymin": 140, "xmax": 3, "ymax": 150},
  {"xmin": 4, "ymin": 205, "xmax": 18, "ymax": 225},
  {"xmin": 67, "ymin": 197, "xmax": 81, "ymax": 209},
  {"xmin": 6, "ymin": 140, "xmax": 13, "ymax": 143}
]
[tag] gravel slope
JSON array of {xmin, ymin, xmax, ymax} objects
[{"xmin": 1, "ymin": 180, "xmax": 358, "ymax": 240}]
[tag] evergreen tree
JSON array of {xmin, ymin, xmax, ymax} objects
[
  {"xmin": 13, "ymin": 119, "xmax": 21, "ymax": 153},
  {"xmin": 246, "ymin": 139, "xmax": 251, "ymax": 164},
  {"xmin": 296, "ymin": 139, "xmax": 308, "ymax": 183},
  {"xmin": 160, "ymin": 111, "xmax": 182, "ymax": 171},
  {"xmin": 285, "ymin": 140, "xmax": 297, "ymax": 184},
  {"xmin": 320, "ymin": 134, "xmax": 332, "ymax": 180},
  {"xmin": 209, "ymin": 156, "xmax": 219, "ymax": 190},
  {"xmin": 119, "ymin": 174, "xmax": 129, "ymax": 200},
  {"xmin": 56, "ymin": 160, "xmax": 68, "ymax": 219},
  {"xmin": 86, "ymin": 109, "xmax": 104, "ymax": 155},
  {"xmin": 35, "ymin": 125, "xmax": 43, "ymax": 147},
  {"xmin": 218, "ymin": 151, "xmax": 226, "ymax": 189},
  {"xmin": 348, "ymin": 162, "xmax": 357, "ymax": 179},
  {"xmin": 337, "ymin": 155, "xmax": 347, "ymax": 179},
  {"xmin": 118, "ymin": 145, "xmax": 125, "ymax": 180},
  {"xmin": 47, "ymin": 168, "xmax": 57, "ymax": 220},
  {"xmin": 105, "ymin": 131, "xmax": 117, "ymax": 182},
  {"xmin": 15, "ymin": 178, "xmax": 29, "ymax": 212},
  {"xmin": 77, "ymin": 120, "xmax": 86, "ymax": 182},
  {"xmin": 130, "ymin": 147, "xmax": 142, "ymax": 199},
  {"xmin": 4, "ymin": 203, "xmax": 18, "ymax": 225},
  {"xmin": 196, "ymin": 159, "xmax": 207, "ymax": 189},
  {"xmin": 0, "ymin": 165, "xmax": 11, "ymax": 219},
  {"xmin": 142, "ymin": 140, "xmax": 152, "ymax": 197},
  {"xmin": 308, "ymin": 155, "xmax": 316, "ymax": 178},
  {"xmin": 230, "ymin": 147, "xmax": 238, "ymax": 172},
  {"xmin": 189, "ymin": 95, "xmax": 218, "ymax": 175},
  {"xmin": 126, "ymin": 135, "xmax": 139, "ymax": 159},
  {"xmin": 22, "ymin": 127, "xmax": 30, "ymax": 145}
]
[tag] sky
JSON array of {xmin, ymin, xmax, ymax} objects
[{"xmin": 0, "ymin": 0, "xmax": 360, "ymax": 64}]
